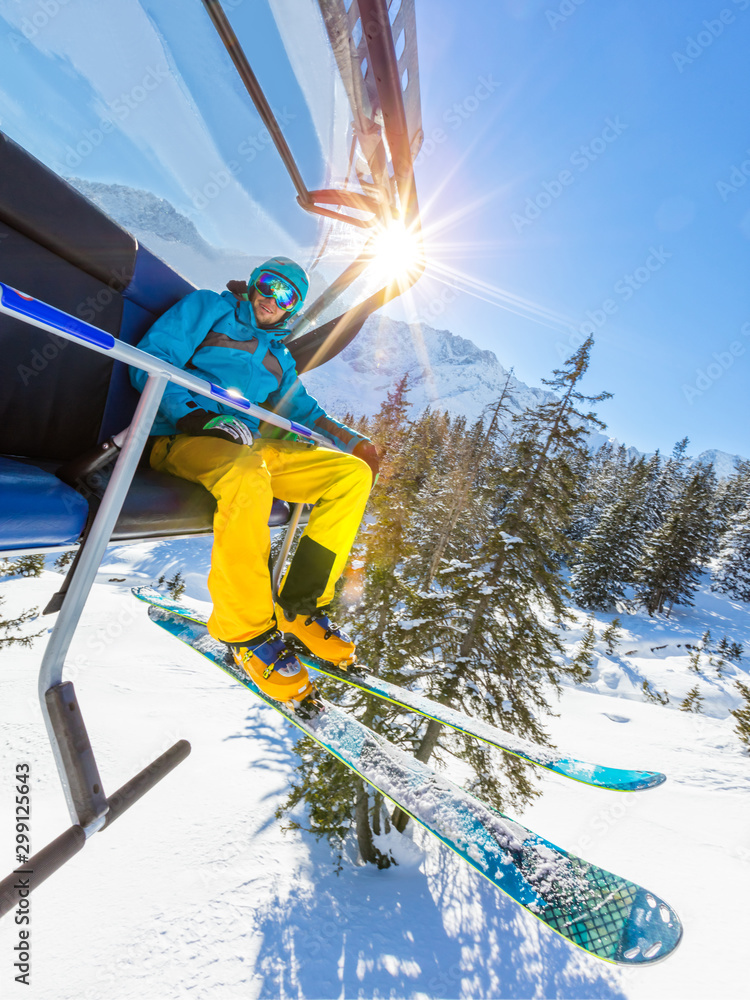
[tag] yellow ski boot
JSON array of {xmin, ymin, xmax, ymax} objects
[
  {"xmin": 231, "ymin": 628, "xmax": 316, "ymax": 706},
  {"xmin": 276, "ymin": 606, "xmax": 356, "ymax": 667}
]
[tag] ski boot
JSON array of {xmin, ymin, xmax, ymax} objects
[
  {"xmin": 276, "ymin": 605, "xmax": 356, "ymax": 668},
  {"xmin": 230, "ymin": 628, "xmax": 316, "ymax": 708}
]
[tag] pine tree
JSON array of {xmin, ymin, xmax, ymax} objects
[
  {"xmin": 54, "ymin": 550, "xmax": 75, "ymax": 571},
  {"xmin": 680, "ymin": 685, "xmax": 703, "ymax": 713},
  {"xmin": 568, "ymin": 443, "xmax": 611, "ymax": 542},
  {"xmin": 166, "ymin": 572, "xmax": 186, "ymax": 600},
  {"xmin": 688, "ymin": 644, "xmax": 702, "ymax": 673},
  {"xmin": 570, "ymin": 619, "xmax": 596, "ymax": 680},
  {"xmin": 642, "ymin": 680, "xmax": 669, "ymax": 705},
  {"xmin": 601, "ymin": 617, "xmax": 623, "ymax": 655},
  {"xmin": 635, "ymin": 462, "xmax": 716, "ymax": 615},
  {"xmin": 0, "ymin": 595, "xmax": 43, "ymax": 649},
  {"xmin": 711, "ymin": 501, "xmax": 750, "ymax": 602},
  {"xmin": 419, "ymin": 378, "xmax": 514, "ymax": 588},
  {"xmin": 1, "ymin": 555, "xmax": 45, "ymax": 578},
  {"xmin": 389, "ymin": 337, "xmax": 611, "ymax": 829},
  {"xmin": 731, "ymin": 680, "xmax": 750, "ymax": 749},
  {"xmin": 714, "ymin": 460, "xmax": 750, "ymax": 539},
  {"xmin": 571, "ymin": 464, "xmax": 649, "ymax": 611}
]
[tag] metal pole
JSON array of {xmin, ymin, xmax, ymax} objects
[
  {"xmin": 287, "ymin": 249, "xmax": 375, "ymax": 339},
  {"xmin": 0, "ymin": 740, "xmax": 191, "ymax": 920},
  {"xmin": 38, "ymin": 374, "xmax": 167, "ymax": 822},
  {"xmin": 200, "ymin": 0, "xmax": 310, "ymax": 204},
  {"xmin": 272, "ymin": 503, "xmax": 304, "ymax": 595}
]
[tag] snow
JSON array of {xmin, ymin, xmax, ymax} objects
[{"xmin": 1, "ymin": 545, "xmax": 750, "ymax": 998}]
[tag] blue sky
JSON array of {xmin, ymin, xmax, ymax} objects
[
  {"xmin": 0, "ymin": 0, "xmax": 747, "ymax": 459},
  {"xmin": 401, "ymin": 0, "xmax": 750, "ymax": 459}
]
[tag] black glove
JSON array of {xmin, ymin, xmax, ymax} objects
[
  {"xmin": 175, "ymin": 409, "xmax": 254, "ymax": 446},
  {"xmin": 353, "ymin": 440, "xmax": 381, "ymax": 485}
]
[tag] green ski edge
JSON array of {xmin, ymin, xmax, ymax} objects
[
  {"xmin": 132, "ymin": 587, "xmax": 665, "ymax": 792},
  {"xmin": 145, "ymin": 604, "xmax": 682, "ymax": 966}
]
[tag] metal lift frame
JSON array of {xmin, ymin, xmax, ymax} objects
[
  {"xmin": 202, "ymin": 0, "xmax": 424, "ymax": 339},
  {"xmin": 0, "ymin": 287, "xmax": 340, "ymax": 918}
]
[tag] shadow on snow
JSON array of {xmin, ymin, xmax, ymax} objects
[{"xmin": 251, "ymin": 829, "xmax": 627, "ymax": 1000}]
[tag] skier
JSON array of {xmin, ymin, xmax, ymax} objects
[{"xmin": 130, "ymin": 257, "xmax": 378, "ymax": 708}]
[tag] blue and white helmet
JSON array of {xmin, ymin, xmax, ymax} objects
[{"xmin": 249, "ymin": 256, "xmax": 309, "ymax": 323}]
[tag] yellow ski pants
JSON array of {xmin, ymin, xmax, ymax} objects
[{"xmin": 149, "ymin": 435, "xmax": 372, "ymax": 644}]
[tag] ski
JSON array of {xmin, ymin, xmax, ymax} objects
[
  {"xmin": 145, "ymin": 604, "xmax": 681, "ymax": 965},
  {"xmin": 133, "ymin": 587, "xmax": 665, "ymax": 792}
]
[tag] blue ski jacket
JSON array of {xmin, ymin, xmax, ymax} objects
[{"xmin": 130, "ymin": 289, "xmax": 366, "ymax": 453}]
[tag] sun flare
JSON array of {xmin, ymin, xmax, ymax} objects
[{"xmin": 366, "ymin": 221, "xmax": 425, "ymax": 286}]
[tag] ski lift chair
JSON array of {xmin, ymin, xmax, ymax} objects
[
  {"xmin": 0, "ymin": 0, "xmax": 424, "ymax": 916},
  {"xmin": 0, "ymin": 131, "xmax": 319, "ymax": 912}
]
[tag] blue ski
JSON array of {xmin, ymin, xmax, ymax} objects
[
  {"xmin": 133, "ymin": 587, "xmax": 665, "ymax": 792},
  {"xmin": 145, "ymin": 604, "xmax": 682, "ymax": 965}
]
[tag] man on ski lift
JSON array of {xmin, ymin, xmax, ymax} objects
[{"xmin": 130, "ymin": 257, "xmax": 378, "ymax": 710}]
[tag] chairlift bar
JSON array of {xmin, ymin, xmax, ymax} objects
[
  {"xmin": 287, "ymin": 246, "xmax": 375, "ymax": 339},
  {"xmin": 0, "ymin": 282, "xmax": 335, "ymax": 450},
  {"xmin": 37, "ymin": 375, "xmax": 166, "ymax": 693},
  {"xmin": 0, "ymin": 740, "xmax": 191, "ymax": 920}
]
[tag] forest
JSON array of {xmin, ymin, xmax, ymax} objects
[{"xmin": 275, "ymin": 337, "xmax": 750, "ymax": 866}]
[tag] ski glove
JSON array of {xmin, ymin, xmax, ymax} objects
[
  {"xmin": 175, "ymin": 408, "xmax": 254, "ymax": 447},
  {"xmin": 352, "ymin": 440, "xmax": 381, "ymax": 485}
]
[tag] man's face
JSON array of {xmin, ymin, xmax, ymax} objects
[{"xmin": 250, "ymin": 288, "xmax": 287, "ymax": 328}]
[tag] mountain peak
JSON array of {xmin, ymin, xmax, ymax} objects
[
  {"xmin": 302, "ymin": 310, "xmax": 555, "ymax": 424},
  {"xmin": 67, "ymin": 177, "xmax": 217, "ymax": 257}
]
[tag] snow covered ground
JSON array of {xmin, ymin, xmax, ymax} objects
[{"xmin": 1, "ymin": 540, "xmax": 749, "ymax": 999}]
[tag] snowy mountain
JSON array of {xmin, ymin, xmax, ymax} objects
[
  {"xmin": 70, "ymin": 178, "xmax": 217, "ymax": 258},
  {"xmin": 301, "ymin": 319, "xmax": 748, "ymax": 475},
  {"xmin": 299, "ymin": 311, "xmax": 556, "ymax": 425},
  {"xmin": 68, "ymin": 180, "xmax": 747, "ymax": 473},
  {"xmin": 693, "ymin": 448, "xmax": 747, "ymax": 480}
]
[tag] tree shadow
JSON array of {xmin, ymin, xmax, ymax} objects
[
  {"xmin": 251, "ymin": 829, "xmax": 629, "ymax": 999},
  {"xmin": 220, "ymin": 702, "xmax": 307, "ymax": 837}
]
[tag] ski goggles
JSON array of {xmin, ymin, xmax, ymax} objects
[{"xmin": 252, "ymin": 271, "xmax": 300, "ymax": 311}]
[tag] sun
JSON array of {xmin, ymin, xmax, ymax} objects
[{"xmin": 365, "ymin": 220, "xmax": 425, "ymax": 288}]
